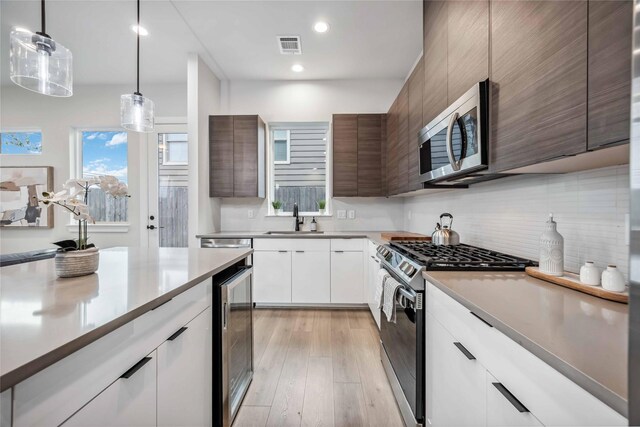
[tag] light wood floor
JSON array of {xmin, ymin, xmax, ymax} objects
[{"xmin": 233, "ymin": 309, "xmax": 405, "ymax": 427}]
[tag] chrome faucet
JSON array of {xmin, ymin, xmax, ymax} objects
[{"xmin": 293, "ymin": 203, "xmax": 304, "ymax": 231}]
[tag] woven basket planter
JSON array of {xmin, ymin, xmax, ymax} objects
[{"xmin": 55, "ymin": 247, "xmax": 100, "ymax": 278}]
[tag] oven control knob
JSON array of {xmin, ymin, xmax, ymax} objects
[{"xmin": 405, "ymin": 265, "xmax": 416, "ymax": 276}]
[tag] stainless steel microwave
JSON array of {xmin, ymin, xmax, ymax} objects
[{"xmin": 419, "ymin": 80, "xmax": 489, "ymax": 183}]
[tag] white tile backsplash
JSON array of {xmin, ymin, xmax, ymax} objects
[{"xmin": 404, "ymin": 165, "xmax": 630, "ymax": 278}]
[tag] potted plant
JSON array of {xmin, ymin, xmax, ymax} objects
[
  {"xmin": 317, "ymin": 200, "xmax": 326, "ymax": 215},
  {"xmin": 35, "ymin": 175, "xmax": 130, "ymax": 278},
  {"xmin": 272, "ymin": 200, "xmax": 283, "ymax": 215}
]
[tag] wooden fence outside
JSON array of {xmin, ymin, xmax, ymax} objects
[{"xmin": 274, "ymin": 186, "xmax": 326, "ymax": 213}]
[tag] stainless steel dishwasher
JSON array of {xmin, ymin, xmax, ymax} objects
[{"xmin": 200, "ymin": 238, "xmax": 252, "ymax": 264}]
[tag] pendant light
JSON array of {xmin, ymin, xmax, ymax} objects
[
  {"xmin": 121, "ymin": 0, "xmax": 154, "ymax": 133},
  {"xmin": 9, "ymin": 0, "xmax": 73, "ymax": 97}
]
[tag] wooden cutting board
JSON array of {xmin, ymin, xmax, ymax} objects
[
  {"xmin": 381, "ymin": 232, "xmax": 431, "ymax": 241},
  {"xmin": 525, "ymin": 266, "xmax": 628, "ymax": 304}
]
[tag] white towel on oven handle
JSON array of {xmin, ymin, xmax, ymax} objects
[
  {"xmin": 376, "ymin": 269, "xmax": 390, "ymax": 309},
  {"xmin": 382, "ymin": 276, "xmax": 402, "ymax": 323}
]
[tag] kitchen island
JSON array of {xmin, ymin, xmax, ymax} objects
[{"xmin": 0, "ymin": 246, "xmax": 252, "ymax": 426}]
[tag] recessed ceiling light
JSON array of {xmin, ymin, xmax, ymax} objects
[
  {"xmin": 314, "ymin": 22, "xmax": 330, "ymax": 33},
  {"xmin": 291, "ymin": 64, "xmax": 304, "ymax": 73},
  {"xmin": 131, "ymin": 24, "xmax": 149, "ymax": 36}
]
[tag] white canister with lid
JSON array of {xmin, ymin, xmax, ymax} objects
[
  {"xmin": 579, "ymin": 261, "xmax": 600, "ymax": 286},
  {"xmin": 539, "ymin": 213, "xmax": 564, "ymax": 276},
  {"xmin": 601, "ymin": 265, "xmax": 626, "ymax": 292}
]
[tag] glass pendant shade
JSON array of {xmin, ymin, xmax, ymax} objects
[
  {"xmin": 121, "ymin": 93, "xmax": 154, "ymax": 133},
  {"xmin": 9, "ymin": 27, "xmax": 73, "ymax": 97}
]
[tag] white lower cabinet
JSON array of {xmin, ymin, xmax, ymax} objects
[
  {"xmin": 486, "ymin": 372, "xmax": 543, "ymax": 427},
  {"xmin": 157, "ymin": 307, "xmax": 212, "ymax": 427},
  {"xmin": 427, "ymin": 313, "xmax": 486, "ymax": 427},
  {"xmin": 292, "ymin": 250, "xmax": 331, "ymax": 303},
  {"xmin": 252, "ymin": 238, "xmax": 368, "ymax": 305},
  {"xmin": 63, "ymin": 351, "xmax": 157, "ymax": 427},
  {"xmin": 426, "ymin": 281, "xmax": 627, "ymax": 427},
  {"xmin": 366, "ymin": 243, "xmax": 381, "ymax": 328},
  {"xmin": 331, "ymin": 250, "xmax": 364, "ymax": 303},
  {"xmin": 253, "ymin": 250, "xmax": 292, "ymax": 303}
]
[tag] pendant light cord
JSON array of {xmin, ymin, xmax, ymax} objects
[
  {"xmin": 136, "ymin": 0, "xmax": 140, "ymax": 95},
  {"xmin": 41, "ymin": 0, "xmax": 46, "ymax": 34}
]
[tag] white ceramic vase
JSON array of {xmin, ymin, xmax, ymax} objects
[
  {"xmin": 601, "ymin": 265, "xmax": 625, "ymax": 292},
  {"xmin": 539, "ymin": 213, "xmax": 564, "ymax": 276},
  {"xmin": 55, "ymin": 247, "xmax": 100, "ymax": 278},
  {"xmin": 579, "ymin": 261, "xmax": 601, "ymax": 286}
]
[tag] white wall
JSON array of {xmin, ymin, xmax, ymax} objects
[
  {"xmin": 216, "ymin": 78, "xmax": 405, "ymax": 232},
  {"xmin": 225, "ymin": 79, "xmax": 402, "ymax": 123},
  {"xmin": 187, "ymin": 54, "xmax": 222, "ymax": 247},
  {"xmin": 221, "ymin": 197, "xmax": 405, "ymax": 232},
  {"xmin": 404, "ymin": 165, "xmax": 630, "ymax": 277},
  {"xmin": 0, "ymin": 83, "xmax": 187, "ymax": 253}
]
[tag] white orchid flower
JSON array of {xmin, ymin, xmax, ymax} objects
[{"xmin": 39, "ymin": 190, "xmax": 69, "ymax": 204}]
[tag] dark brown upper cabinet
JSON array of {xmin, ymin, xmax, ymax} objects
[
  {"xmin": 489, "ymin": 0, "xmax": 588, "ymax": 172},
  {"xmin": 333, "ymin": 114, "xmax": 387, "ymax": 197},
  {"xmin": 386, "ymin": 99, "xmax": 399, "ymax": 195},
  {"xmin": 209, "ymin": 115, "xmax": 265, "ymax": 198},
  {"xmin": 332, "ymin": 114, "xmax": 359, "ymax": 197},
  {"xmin": 357, "ymin": 115, "xmax": 386, "ymax": 197},
  {"xmin": 588, "ymin": 0, "xmax": 632, "ymax": 150},
  {"xmin": 423, "ymin": 0, "xmax": 448, "ymax": 127},
  {"xmin": 397, "ymin": 83, "xmax": 410, "ymax": 194},
  {"xmin": 447, "ymin": 0, "xmax": 489, "ymax": 104},
  {"xmin": 408, "ymin": 57, "xmax": 424, "ymax": 192}
]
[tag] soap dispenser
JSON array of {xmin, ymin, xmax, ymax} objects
[
  {"xmin": 310, "ymin": 217, "xmax": 317, "ymax": 232},
  {"xmin": 539, "ymin": 213, "xmax": 564, "ymax": 276}
]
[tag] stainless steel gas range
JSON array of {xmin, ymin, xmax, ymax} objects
[{"xmin": 376, "ymin": 241, "xmax": 536, "ymax": 427}]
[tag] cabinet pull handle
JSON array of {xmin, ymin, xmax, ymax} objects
[
  {"xmin": 492, "ymin": 382, "xmax": 529, "ymax": 413},
  {"xmin": 453, "ymin": 342, "xmax": 476, "ymax": 360},
  {"xmin": 120, "ymin": 357, "xmax": 152, "ymax": 379},
  {"xmin": 470, "ymin": 311, "xmax": 493, "ymax": 328},
  {"xmin": 296, "ymin": 250, "xmax": 305, "ymax": 253},
  {"xmin": 335, "ymin": 250, "xmax": 344, "ymax": 253},
  {"xmin": 167, "ymin": 326, "xmax": 188, "ymax": 341},
  {"xmin": 223, "ymin": 302, "xmax": 228, "ymax": 329},
  {"xmin": 278, "ymin": 250, "xmax": 287, "ymax": 253}
]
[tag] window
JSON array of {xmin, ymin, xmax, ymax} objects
[
  {"xmin": 80, "ymin": 130, "xmax": 128, "ymax": 222},
  {"xmin": 273, "ymin": 130, "xmax": 290, "ymax": 164},
  {"xmin": 162, "ymin": 133, "xmax": 188, "ymax": 165},
  {"xmin": 271, "ymin": 123, "xmax": 328, "ymax": 214},
  {"xmin": 0, "ymin": 131, "xmax": 42, "ymax": 154}
]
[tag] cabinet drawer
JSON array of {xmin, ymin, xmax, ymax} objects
[
  {"xmin": 62, "ymin": 351, "xmax": 157, "ymax": 427},
  {"xmin": 331, "ymin": 238, "xmax": 364, "ymax": 252},
  {"xmin": 253, "ymin": 238, "xmax": 330, "ymax": 252},
  {"xmin": 426, "ymin": 281, "xmax": 626, "ymax": 426},
  {"xmin": 13, "ymin": 281, "xmax": 210, "ymax": 427}
]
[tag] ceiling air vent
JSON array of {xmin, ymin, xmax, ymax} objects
[{"xmin": 277, "ymin": 36, "xmax": 302, "ymax": 55}]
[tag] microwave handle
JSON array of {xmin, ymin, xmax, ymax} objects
[{"xmin": 446, "ymin": 111, "xmax": 461, "ymax": 171}]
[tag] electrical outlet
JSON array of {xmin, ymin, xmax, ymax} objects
[
  {"xmin": 337, "ymin": 210, "xmax": 347, "ymax": 219},
  {"xmin": 248, "ymin": 209, "xmax": 255, "ymax": 219},
  {"xmin": 348, "ymin": 210, "xmax": 356, "ymax": 219}
]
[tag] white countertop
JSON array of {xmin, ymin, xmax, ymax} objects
[
  {"xmin": 196, "ymin": 230, "xmax": 389, "ymax": 244},
  {"xmin": 0, "ymin": 246, "xmax": 252, "ymax": 390}
]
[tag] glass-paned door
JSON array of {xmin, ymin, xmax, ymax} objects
[{"xmin": 147, "ymin": 124, "xmax": 189, "ymax": 248}]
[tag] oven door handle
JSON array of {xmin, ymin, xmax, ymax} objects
[
  {"xmin": 446, "ymin": 111, "xmax": 461, "ymax": 171},
  {"xmin": 397, "ymin": 287, "xmax": 416, "ymax": 303}
]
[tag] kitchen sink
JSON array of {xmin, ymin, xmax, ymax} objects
[{"xmin": 263, "ymin": 231, "xmax": 325, "ymax": 235}]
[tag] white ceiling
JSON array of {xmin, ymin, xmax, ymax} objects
[{"xmin": 0, "ymin": 0, "xmax": 422, "ymax": 86}]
